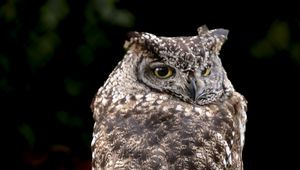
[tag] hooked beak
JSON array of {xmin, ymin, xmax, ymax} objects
[{"xmin": 187, "ymin": 71, "xmax": 205, "ymax": 101}]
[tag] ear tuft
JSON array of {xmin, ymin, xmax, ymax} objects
[
  {"xmin": 211, "ymin": 28, "xmax": 229, "ymax": 40},
  {"xmin": 124, "ymin": 32, "xmax": 141, "ymax": 49},
  {"xmin": 197, "ymin": 25, "xmax": 209, "ymax": 35}
]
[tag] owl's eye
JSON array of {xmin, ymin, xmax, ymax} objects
[
  {"xmin": 202, "ymin": 67, "xmax": 211, "ymax": 77},
  {"xmin": 153, "ymin": 66, "xmax": 174, "ymax": 79}
]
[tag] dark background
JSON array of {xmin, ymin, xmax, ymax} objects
[{"xmin": 1, "ymin": 1, "xmax": 299, "ymax": 169}]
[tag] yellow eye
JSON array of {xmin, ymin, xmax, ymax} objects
[
  {"xmin": 202, "ymin": 67, "xmax": 211, "ymax": 77},
  {"xmin": 153, "ymin": 66, "xmax": 174, "ymax": 79}
]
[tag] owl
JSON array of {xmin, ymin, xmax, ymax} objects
[{"xmin": 91, "ymin": 25, "xmax": 247, "ymax": 170}]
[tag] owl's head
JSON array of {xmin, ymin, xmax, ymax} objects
[{"xmin": 124, "ymin": 25, "xmax": 234, "ymax": 105}]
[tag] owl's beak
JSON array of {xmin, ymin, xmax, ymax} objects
[{"xmin": 187, "ymin": 72, "xmax": 205, "ymax": 101}]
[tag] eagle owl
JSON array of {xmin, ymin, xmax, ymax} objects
[{"xmin": 91, "ymin": 26, "xmax": 247, "ymax": 170}]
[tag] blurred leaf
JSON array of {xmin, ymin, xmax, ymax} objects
[
  {"xmin": 84, "ymin": 24, "xmax": 109, "ymax": 48},
  {"xmin": 84, "ymin": 3, "xmax": 110, "ymax": 48},
  {"xmin": 26, "ymin": 31, "xmax": 60, "ymax": 72},
  {"xmin": 251, "ymin": 40, "xmax": 275, "ymax": 58},
  {"xmin": 79, "ymin": 0, "xmax": 134, "ymax": 68},
  {"xmin": 22, "ymin": 151, "xmax": 47, "ymax": 168},
  {"xmin": 0, "ymin": 78, "xmax": 12, "ymax": 93},
  {"xmin": 19, "ymin": 123, "xmax": 35, "ymax": 147},
  {"xmin": 56, "ymin": 111, "xmax": 83, "ymax": 128},
  {"xmin": 94, "ymin": 0, "xmax": 134, "ymax": 27},
  {"xmin": 267, "ymin": 21, "xmax": 290, "ymax": 50},
  {"xmin": 0, "ymin": 55, "xmax": 10, "ymax": 72},
  {"xmin": 40, "ymin": 0, "xmax": 69, "ymax": 31},
  {"xmin": 77, "ymin": 45, "xmax": 94, "ymax": 66},
  {"xmin": 251, "ymin": 20, "xmax": 299, "ymax": 62},
  {"xmin": 51, "ymin": 144, "xmax": 71, "ymax": 153},
  {"xmin": 0, "ymin": 0, "xmax": 17, "ymax": 22},
  {"xmin": 64, "ymin": 78, "xmax": 83, "ymax": 96},
  {"xmin": 291, "ymin": 43, "xmax": 300, "ymax": 63},
  {"xmin": 26, "ymin": 0, "xmax": 70, "ymax": 72}
]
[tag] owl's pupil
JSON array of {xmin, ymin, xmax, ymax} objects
[
  {"xmin": 156, "ymin": 67, "xmax": 168, "ymax": 76},
  {"xmin": 153, "ymin": 66, "xmax": 173, "ymax": 79}
]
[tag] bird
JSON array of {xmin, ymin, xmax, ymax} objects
[{"xmin": 90, "ymin": 25, "xmax": 247, "ymax": 170}]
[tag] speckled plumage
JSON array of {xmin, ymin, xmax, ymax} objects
[{"xmin": 91, "ymin": 26, "xmax": 247, "ymax": 170}]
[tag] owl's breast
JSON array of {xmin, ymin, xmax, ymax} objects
[{"xmin": 92, "ymin": 91, "xmax": 245, "ymax": 169}]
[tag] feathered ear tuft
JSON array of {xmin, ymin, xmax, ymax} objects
[
  {"xmin": 124, "ymin": 31, "xmax": 142, "ymax": 50},
  {"xmin": 211, "ymin": 28, "xmax": 229, "ymax": 40},
  {"xmin": 197, "ymin": 25, "xmax": 229, "ymax": 54},
  {"xmin": 197, "ymin": 25, "xmax": 229, "ymax": 43},
  {"xmin": 210, "ymin": 28, "xmax": 229, "ymax": 53},
  {"xmin": 197, "ymin": 25, "xmax": 209, "ymax": 35},
  {"xmin": 124, "ymin": 31, "xmax": 162, "ymax": 57},
  {"xmin": 127, "ymin": 31, "xmax": 141, "ymax": 39}
]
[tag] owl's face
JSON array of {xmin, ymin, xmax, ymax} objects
[
  {"xmin": 126, "ymin": 26, "xmax": 232, "ymax": 105},
  {"xmin": 137, "ymin": 52, "xmax": 226, "ymax": 105}
]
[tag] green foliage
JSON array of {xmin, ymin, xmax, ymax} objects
[
  {"xmin": 27, "ymin": 31, "xmax": 60, "ymax": 72},
  {"xmin": 40, "ymin": 0, "xmax": 69, "ymax": 31},
  {"xmin": 56, "ymin": 111, "xmax": 83, "ymax": 128},
  {"xmin": 64, "ymin": 77, "xmax": 83, "ymax": 97},
  {"xmin": 0, "ymin": 55, "xmax": 10, "ymax": 73},
  {"xmin": 0, "ymin": 0, "xmax": 17, "ymax": 22},
  {"xmin": 26, "ymin": 0, "xmax": 69, "ymax": 72},
  {"xmin": 93, "ymin": 0, "xmax": 134, "ymax": 27},
  {"xmin": 251, "ymin": 20, "xmax": 300, "ymax": 63},
  {"xmin": 291, "ymin": 42, "xmax": 300, "ymax": 63},
  {"xmin": 19, "ymin": 123, "xmax": 36, "ymax": 148},
  {"xmin": 0, "ymin": 0, "xmax": 134, "ymax": 167}
]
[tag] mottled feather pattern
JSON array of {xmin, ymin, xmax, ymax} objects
[{"xmin": 91, "ymin": 26, "xmax": 247, "ymax": 170}]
